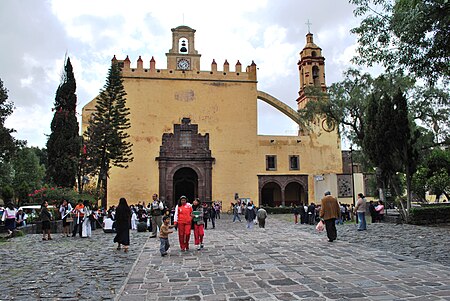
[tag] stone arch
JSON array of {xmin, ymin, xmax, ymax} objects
[
  {"xmin": 285, "ymin": 181, "xmax": 307, "ymax": 206},
  {"xmin": 257, "ymin": 90, "xmax": 302, "ymax": 126},
  {"xmin": 261, "ymin": 182, "xmax": 282, "ymax": 207},
  {"xmin": 258, "ymin": 175, "xmax": 309, "ymax": 207}
]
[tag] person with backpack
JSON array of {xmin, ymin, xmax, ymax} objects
[
  {"xmin": 149, "ymin": 193, "xmax": 164, "ymax": 238},
  {"xmin": 244, "ymin": 202, "xmax": 257, "ymax": 229}
]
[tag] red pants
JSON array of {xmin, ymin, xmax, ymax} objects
[
  {"xmin": 193, "ymin": 224, "xmax": 204, "ymax": 245},
  {"xmin": 177, "ymin": 222, "xmax": 191, "ymax": 250}
]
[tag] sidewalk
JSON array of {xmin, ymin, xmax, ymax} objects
[{"xmin": 116, "ymin": 215, "xmax": 450, "ymax": 301}]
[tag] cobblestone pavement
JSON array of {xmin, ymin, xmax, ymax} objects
[
  {"xmin": 118, "ymin": 214, "xmax": 450, "ymax": 301},
  {"xmin": 0, "ymin": 230, "xmax": 149, "ymax": 300},
  {"xmin": 1, "ymin": 215, "xmax": 450, "ymax": 301},
  {"xmin": 290, "ymin": 216, "xmax": 450, "ymax": 267}
]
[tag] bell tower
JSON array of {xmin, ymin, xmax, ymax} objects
[
  {"xmin": 297, "ymin": 32, "xmax": 326, "ymax": 110},
  {"xmin": 166, "ymin": 25, "xmax": 201, "ymax": 71}
]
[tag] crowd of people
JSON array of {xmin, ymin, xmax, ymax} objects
[{"xmin": 1, "ymin": 191, "xmax": 384, "ymax": 255}]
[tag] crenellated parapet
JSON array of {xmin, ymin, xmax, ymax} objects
[{"xmin": 111, "ymin": 55, "xmax": 257, "ymax": 82}]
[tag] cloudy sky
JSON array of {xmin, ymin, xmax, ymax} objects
[{"xmin": 0, "ymin": 0, "xmax": 361, "ymax": 148}]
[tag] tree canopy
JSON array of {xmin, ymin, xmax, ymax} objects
[
  {"xmin": 84, "ymin": 62, "xmax": 133, "ymax": 207},
  {"xmin": 0, "ymin": 78, "xmax": 21, "ymax": 162},
  {"xmin": 350, "ymin": 0, "xmax": 450, "ymax": 84},
  {"xmin": 46, "ymin": 57, "xmax": 81, "ymax": 188}
]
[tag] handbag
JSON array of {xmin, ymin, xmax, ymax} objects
[{"xmin": 315, "ymin": 220, "xmax": 324, "ymax": 232}]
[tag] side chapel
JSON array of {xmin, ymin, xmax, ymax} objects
[{"xmin": 82, "ymin": 25, "xmax": 353, "ymax": 208}]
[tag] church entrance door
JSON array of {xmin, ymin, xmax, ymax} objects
[
  {"xmin": 156, "ymin": 118, "xmax": 215, "ymax": 208},
  {"xmin": 173, "ymin": 167, "xmax": 198, "ymax": 204}
]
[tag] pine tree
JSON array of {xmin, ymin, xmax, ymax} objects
[
  {"xmin": 84, "ymin": 61, "xmax": 133, "ymax": 208},
  {"xmin": 46, "ymin": 57, "xmax": 81, "ymax": 188}
]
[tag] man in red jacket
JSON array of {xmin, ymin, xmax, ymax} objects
[{"xmin": 174, "ymin": 196, "xmax": 193, "ymax": 251}]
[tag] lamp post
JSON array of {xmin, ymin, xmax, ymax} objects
[
  {"xmin": 350, "ymin": 145, "xmax": 357, "ymax": 224},
  {"xmin": 350, "ymin": 146, "xmax": 356, "ymax": 206}
]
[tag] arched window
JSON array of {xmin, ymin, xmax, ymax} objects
[
  {"xmin": 312, "ymin": 66, "xmax": 320, "ymax": 86},
  {"xmin": 311, "ymin": 51, "xmax": 317, "ymax": 57},
  {"xmin": 179, "ymin": 38, "xmax": 188, "ymax": 53}
]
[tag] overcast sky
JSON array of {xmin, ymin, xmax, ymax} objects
[{"xmin": 0, "ymin": 0, "xmax": 361, "ymax": 148}]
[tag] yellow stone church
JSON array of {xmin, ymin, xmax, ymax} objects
[{"xmin": 82, "ymin": 25, "xmax": 346, "ymax": 208}]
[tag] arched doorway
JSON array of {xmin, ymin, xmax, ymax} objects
[
  {"xmin": 261, "ymin": 182, "xmax": 282, "ymax": 207},
  {"xmin": 285, "ymin": 182, "xmax": 305, "ymax": 206},
  {"xmin": 173, "ymin": 167, "xmax": 198, "ymax": 203},
  {"xmin": 156, "ymin": 118, "xmax": 214, "ymax": 208}
]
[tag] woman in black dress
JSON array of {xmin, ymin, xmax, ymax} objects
[{"xmin": 114, "ymin": 197, "xmax": 131, "ymax": 252}]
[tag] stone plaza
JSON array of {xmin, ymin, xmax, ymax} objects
[{"xmin": 1, "ymin": 214, "xmax": 449, "ymax": 300}]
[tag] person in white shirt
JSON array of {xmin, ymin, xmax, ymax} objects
[
  {"xmin": 2, "ymin": 203, "xmax": 17, "ymax": 236},
  {"xmin": 103, "ymin": 213, "xmax": 115, "ymax": 233}
]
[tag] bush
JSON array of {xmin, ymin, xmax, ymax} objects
[
  {"xmin": 27, "ymin": 186, "xmax": 98, "ymax": 207},
  {"xmin": 409, "ymin": 205, "xmax": 450, "ymax": 225},
  {"xmin": 261, "ymin": 207, "xmax": 294, "ymax": 214}
]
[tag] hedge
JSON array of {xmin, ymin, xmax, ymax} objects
[
  {"xmin": 409, "ymin": 205, "xmax": 450, "ymax": 225},
  {"xmin": 261, "ymin": 207, "xmax": 295, "ymax": 214}
]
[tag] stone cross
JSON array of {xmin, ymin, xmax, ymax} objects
[{"xmin": 306, "ymin": 19, "xmax": 312, "ymax": 33}]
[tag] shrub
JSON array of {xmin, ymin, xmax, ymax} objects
[
  {"xmin": 261, "ymin": 207, "xmax": 294, "ymax": 214},
  {"xmin": 409, "ymin": 205, "xmax": 450, "ymax": 225},
  {"xmin": 27, "ymin": 186, "xmax": 97, "ymax": 207}
]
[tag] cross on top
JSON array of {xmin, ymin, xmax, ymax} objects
[{"xmin": 305, "ymin": 19, "xmax": 312, "ymax": 33}]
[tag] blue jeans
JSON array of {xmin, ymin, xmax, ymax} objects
[
  {"xmin": 233, "ymin": 213, "xmax": 241, "ymax": 222},
  {"xmin": 357, "ymin": 212, "xmax": 366, "ymax": 230},
  {"xmin": 160, "ymin": 237, "xmax": 170, "ymax": 254}
]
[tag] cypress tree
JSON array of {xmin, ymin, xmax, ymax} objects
[
  {"xmin": 46, "ymin": 57, "xmax": 81, "ymax": 188},
  {"xmin": 84, "ymin": 61, "xmax": 133, "ymax": 208}
]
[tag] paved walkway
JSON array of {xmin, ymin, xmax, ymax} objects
[
  {"xmin": 117, "ymin": 215, "xmax": 450, "ymax": 301},
  {"xmin": 1, "ymin": 215, "xmax": 450, "ymax": 300}
]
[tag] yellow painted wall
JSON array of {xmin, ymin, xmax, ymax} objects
[{"xmin": 81, "ymin": 27, "xmax": 343, "ymax": 207}]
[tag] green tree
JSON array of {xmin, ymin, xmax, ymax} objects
[
  {"xmin": 84, "ymin": 62, "xmax": 133, "ymax": 208},
  {"xmin": 363, "ymin": 89, "xmax": 420, "ymax": 217},
  {"xmin": 46, "ymin": 58, "xmax": 81, "ymax": 189},
  {"xmin": 0, "ymin": 78, "xmax": 21, "ymax": 163},
  {"xmin": 12, "ymin": 147, "xmax": 45, "ymax": 205},
  {"xmin": 412, "ymin": 149, "xmax": 450, "ymax": 201},
  {"xmin": 349, "ymin": 0, "xmax": 450, "ymax": 84}
]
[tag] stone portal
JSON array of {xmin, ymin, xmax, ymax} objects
[{"xmin": 156, "ymin": 118, "xmax": 214, "ymax": 207}]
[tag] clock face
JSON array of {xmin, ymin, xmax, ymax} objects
[{"xmin": 177, "ymin": 58, "xmax": 190, "ymax": 70}]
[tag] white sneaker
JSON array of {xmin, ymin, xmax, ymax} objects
[{"xmin": 197, "ymin": 245, "xmax": 201, "ymax": 250}]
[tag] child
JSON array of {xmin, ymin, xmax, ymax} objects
[
  {"xmin": 159, "ymin": 215, "xmax": 174, "ymax": 256},
  {"xmin": 191, "ymin": 198, "xmax": 205, "ymax": 250}
]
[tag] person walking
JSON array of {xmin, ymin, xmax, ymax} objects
[
  {"xmin": 354, "ymin": 193, "xmax": 367, "ymax": 231},
  {"xmin": 72, "ymin": 199, "xmax": 84, "ymax": 237},
  {"xmin": 375, "ymin": 200, "xmax": 385, "ymax": 222},
  {"xmin": 159, "ymin": 215, "xmax": 175, "ymax": 256},
  {"xmin": 114, "ymin": 197, "xmax": 131, "ymax": 252},
  {"xmin": 149, "ymin": 194, "xmax": 164, "ymax": 238},
  {"xmin": 40, "ymin": 200, "xmax": 52, "ymax": 241},
  {"xmin": 59, "ymin": 200, "xmax": 72, "ymax": 237},
  {"xmin": 368, "ymin": 201, "xmax": 377, "ymax": 223},
  {"xmin": 191, "ymin": 198, "xmax": 205, "ymax": 250},
  {"xmin": 244, "ymin": 203, "xmax": 256, "ymax": 229},
  {"xmin": 256, "ymin": 207, "xmax": 267, "ymax": 228},
  {"xmin": 232, "ymin": 203, "xmax": 241, "ymax": 223},
  {"xmin": 82, "ymin": 200, "xmax": 92, "ymax": 238},
  {"xmin": 2, "ymin": 203, "xmax": 17, "ymax": 237},
  {"xmin": 174, "ymin": 196, "xmax": 193, "ymax": 251},
  {"xmin": 307, "ymin": 203, "xmax": 316, "ymax": 225},
  {"xmin": 319, "ymin": 191, "xmax": 340, "ymax": 242}
]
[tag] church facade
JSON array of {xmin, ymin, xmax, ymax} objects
[{"xmin": 82, "ymin": 25, "xmax": 343, "ymax": 208}]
